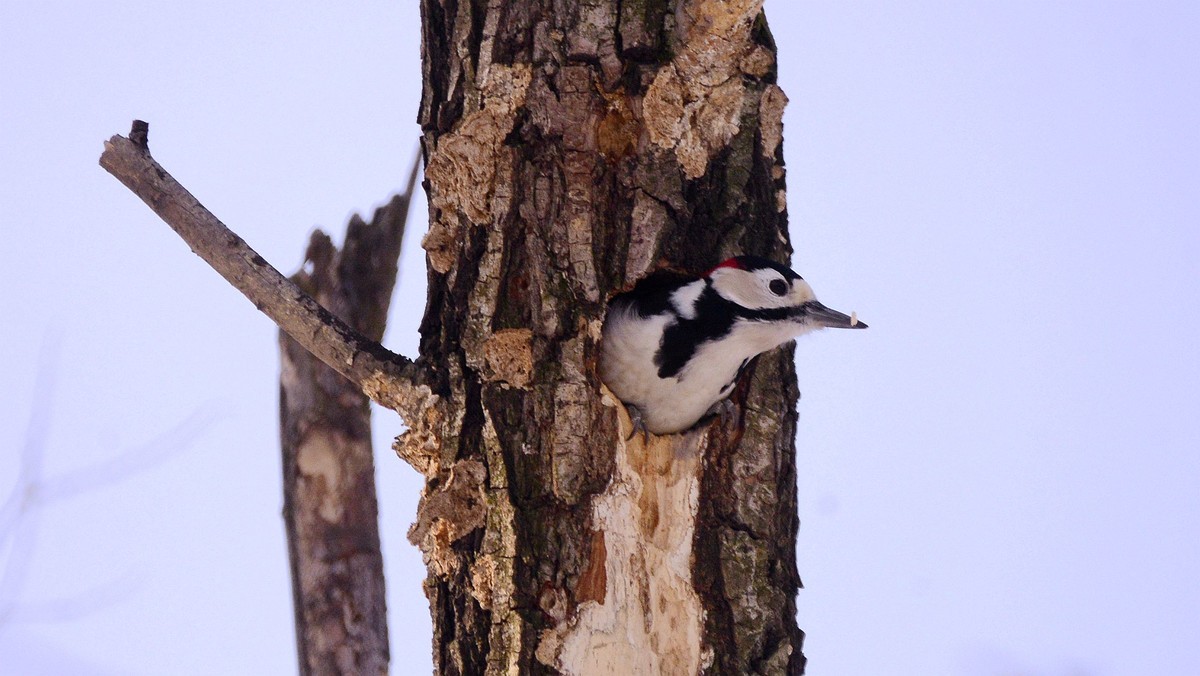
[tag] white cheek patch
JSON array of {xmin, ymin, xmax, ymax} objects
[
  {"xmin": 712, "ymin": 267, "xmax": 813, "ymax": 310},
  {"xmin": 715, "ymin": 273, "xmax": 763, "ymax": 309}
]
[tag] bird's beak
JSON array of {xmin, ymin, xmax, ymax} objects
[{"xmin": 802, "ymin": 301, "xmax": 867, "ymax": 329}]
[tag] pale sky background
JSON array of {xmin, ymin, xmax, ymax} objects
[{"xmin": 1, "ymin": 2, "xmax": 1197, "ymax": 674}]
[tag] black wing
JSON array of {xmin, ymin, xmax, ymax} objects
[{"xmin": 609, "ymin": 268, "xmax": 693, "ymax": 318}]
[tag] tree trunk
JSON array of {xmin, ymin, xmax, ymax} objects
[{"xmin": 410, "ymin": 1, "xmax": 805, "ymax": 673}]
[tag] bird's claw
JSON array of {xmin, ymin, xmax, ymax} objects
[
  {"xmin": 624, "ymin": 404, "xmax": 651, "ymax": 444},
  {"xmin": 699, "ymin": 397, "xmax": 739, "ymax": 431}
]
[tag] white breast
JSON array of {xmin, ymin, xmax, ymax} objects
[
  {"xmin": 600, "ymin": 305, "xmax": 799, "ymax": 434},
  {"xmin": 598, "ymin": 303, "xmax": 671, "ymax": 418}
]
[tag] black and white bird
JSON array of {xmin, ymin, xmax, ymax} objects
[{"xmin": 599, "ymin": 255, "xmax": 866, "ymax": 435}]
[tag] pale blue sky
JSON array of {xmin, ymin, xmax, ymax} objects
[{"xmin": 2, "ymin": 2, "xmax": 1197, "ymax": 674}]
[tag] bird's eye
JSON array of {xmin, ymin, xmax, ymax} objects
[{"xmin": 769, "ymin": 279, "xmax": 789, "ymax": 296}]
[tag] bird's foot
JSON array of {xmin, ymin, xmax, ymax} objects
[
  {"xmin": 623, "ymin": 404, "xmax": 652, "ymax": 445},
  {"xmin": 697, "ymin": 397, "xmax": 739, "ymax": 431}
]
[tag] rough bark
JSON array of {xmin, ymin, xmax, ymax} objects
[
  {"xmin": 279, "ymin": 161, "xmax": 419, "ymax": 676},
  {"xmin": 413, "ymin": 1, "xmax": 805, "ymax": 673}
]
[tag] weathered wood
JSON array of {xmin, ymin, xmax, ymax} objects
[
  {"xmin": 414, "ymin": 0, "xmax": 806, "ymax": 673},
  {"xmin": 279, "ymin": 161, "xmax": 419, "ymax": 676}
]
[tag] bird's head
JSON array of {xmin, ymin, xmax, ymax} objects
[{"xmin": 706, "ymin": 255, "xmax": 867, "ymax": 331}]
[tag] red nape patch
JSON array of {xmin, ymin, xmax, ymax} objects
[{"xmin": 704, "ymin": 257, "xmax": 745, "ymax": 276}]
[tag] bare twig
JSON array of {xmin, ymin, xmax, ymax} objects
[
  {"xmin": 1, "ymin": 337, "xmax": 211, "ymax": 633},
  {"xmin": 0, "ymin": 335, "xmax": 57, "ymax": 543},
  {"xmin": 4, "ymin": 571, "xmax": 142, "ymax": 625},
  {"xmin": 37, "ymin": 406, "xmax": 220, "ymax": 504},
  {"xmin": 0, "ymin": 336, "xmax": 60, "ymax": 629},
  {"xmin": 98, "ymin": 121, "xmax": 427, "ymax": 416}
]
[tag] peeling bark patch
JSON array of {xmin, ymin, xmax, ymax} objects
[
  {"xmin": 409, "ymin": 459, "xmax": 488, "ymax": 578},
  {"xmin": 645, "ymin": 66, "xmax": 744, "ymax": 180},
  {"xmin": 422, "ymin": 222, "xmax": 459, "ymax": 274},
  {"xmin": 681, "ymin": 78, "xmax": 745, "ymax": 179},
  {"xmin": 470, "ymin": 553, "xmax": 498, "ymax": 610},
  {"xmin": 384, "ymin": 382, "xmax": 442, "ymax": 477},
  {"xmin": 558, "ymin": 391, "xmax": 705, "ymax": 675},
  {"xmin": 424, "ymin": 64, "xmax": 532, "ymax": 250},
  {"xmin": 758, "ymin": 84, "xmax": 788, "ymax": 161},
  {"xmin": 426, "ymin": 110, "xmax": 505, "ymax": 225},
  {"xmin": 483, "ymin": 328, "xmax": 534, "ymax": 388},
  {"xmin": 536, "ymin": 628, "xmax": 564, "ymax": 669},
  {"xmin": 643, "ymin": 66, "xmax": 686, "ymax": 149},
  {"xmin": 423, "ymin": 519, "xmax": 460, "ymax": 578},
  {"xmin": 739, "ymin": 45, "xmax": 775, "ymax": 78},
  {"xmin": 597, "ymin": 91, "xmax": 639, "ymax": 161},
  {"xmin": 361, "ymin": 370, "xmax": 435, "ymax": 423},
  {"xmin": 642, "ymin": 0, "xmax": 766, "ymax": 179}
]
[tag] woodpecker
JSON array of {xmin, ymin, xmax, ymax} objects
[{"xmin": 599, "ymin": 255, "xmax": 866, "ymax": 435}]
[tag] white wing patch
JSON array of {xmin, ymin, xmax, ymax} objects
[{"xmin": 670, "ymin": 280, "xmax": 706, "ymax": 320}]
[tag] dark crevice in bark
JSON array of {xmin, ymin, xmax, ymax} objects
[
  {"xmin": 494, "ymin": 3, "xmax": 534, "ymax": 65},
  {"xmin": 751, "ymin": 12, "xmax": 779, "ymax": 83},
  {"xmin": 420, "ymin": 0, "xmax": 458, "ymax": 134},
  {"xmin": 494, "ymin": 225, "xmax": 533, "ymax": 330},
  {"xmin": 459, "ymin": 372, "xmax": 488, "ymax": 464},
  {"xmin": 467, "ymin": 0, "xmax": 489, "ymax": 71},
  {"xmin": 416, "ymin": 268, "xmax": 449, "ymax": 390}
]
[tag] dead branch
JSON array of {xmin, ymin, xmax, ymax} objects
[
  {"xmin": 98, "ymin": 121, "xmax": 427, "ymax": 417},
  {"xmin": 278, "ymin": 158, "xmax": 421, "ymax": 675}
]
